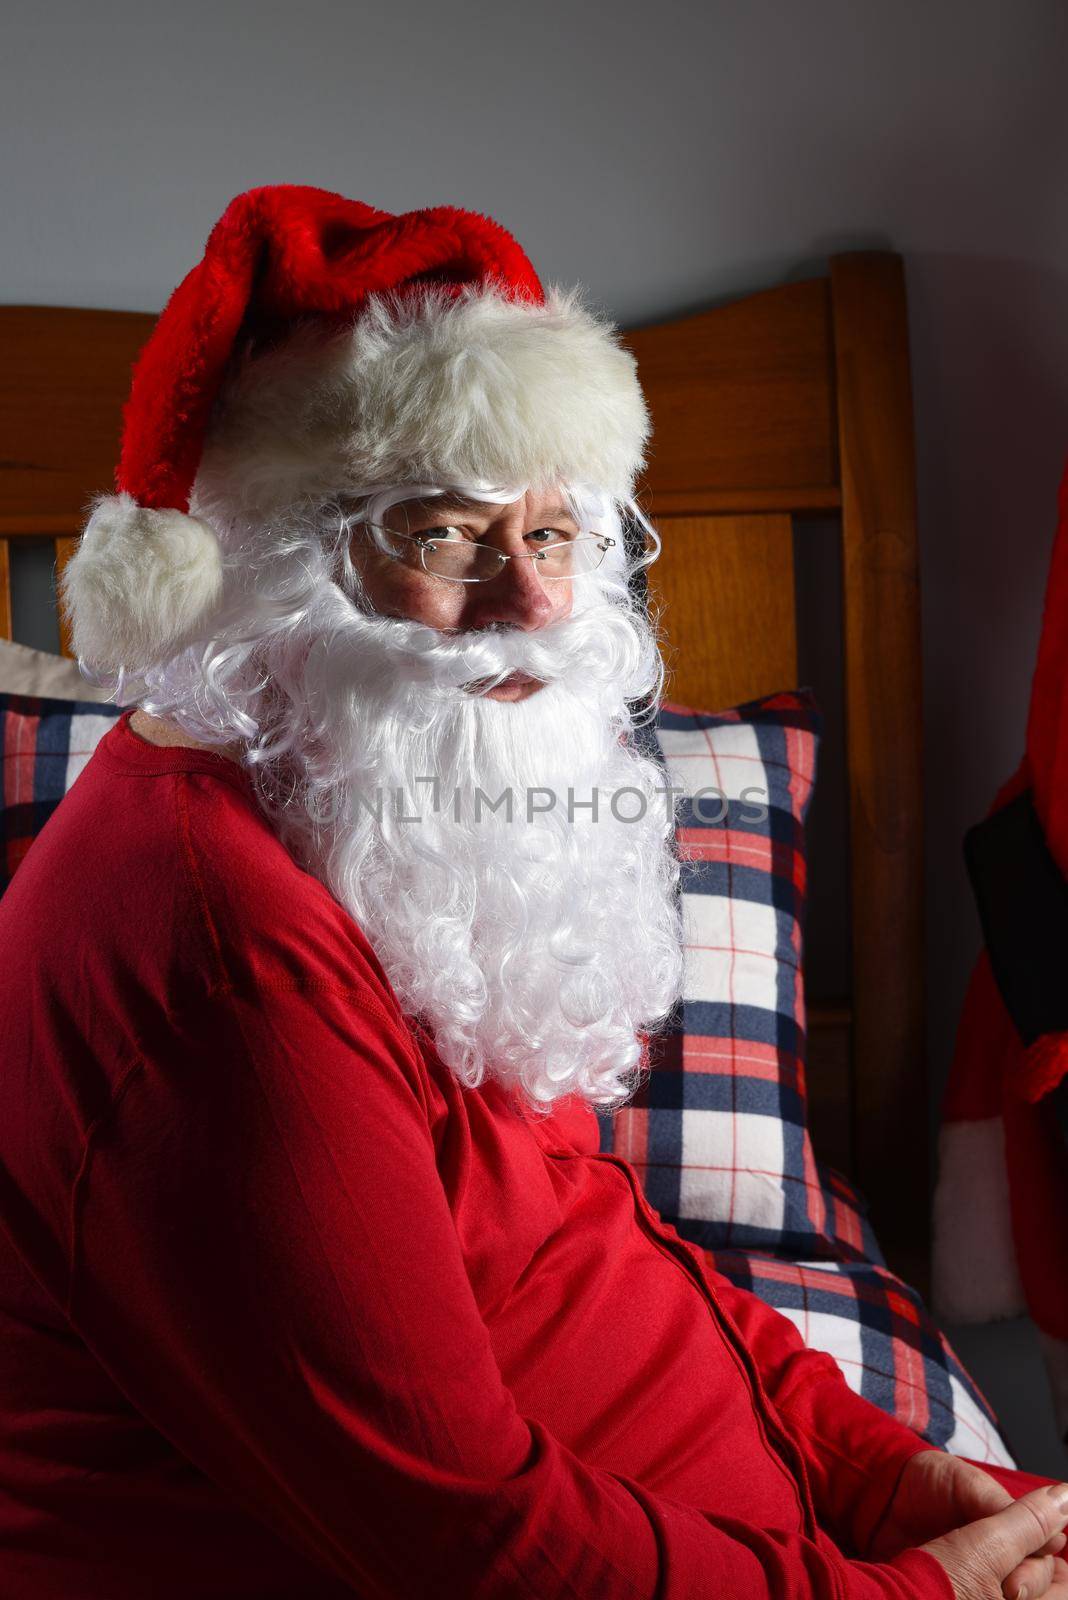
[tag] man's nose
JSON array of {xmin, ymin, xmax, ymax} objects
[{"xmin": 461, "ymin": 553, "xmax": 565, "ymax": 631}]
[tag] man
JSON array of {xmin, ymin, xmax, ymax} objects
[{"xmin": 0, "ymin": 183, "xmax": 1064, "ymax": 1599}]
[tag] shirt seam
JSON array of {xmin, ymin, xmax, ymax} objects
[
  {"xmin": 174, "ymin": 773, "xmax": 234, "ymax": 995},
  {"xmin": 584, "ymin": 1148, "xmax": 815, "ymax": 1532},
  {"xmin": 778, "ymin": 1385, "xmax": 933, "ymax": 1547},
  {"xmin": 67, "ymin": 1055, "xmax": 146, "ymax": 1318},
  {"xmin": 95, "ymin": 750, "xmax": 252, "ymax": 793},
  {"xmin": 94, "ymin": 714, "xmax": 253, "ymax": 794}
]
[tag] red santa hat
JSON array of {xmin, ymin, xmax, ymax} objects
[{"xmin": 62, "ymin": 183, "xmax": 650, "ymax": 673}]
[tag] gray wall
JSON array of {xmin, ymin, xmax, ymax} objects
[{"xmin": 5, "ymin": 0, "xmax": 1068, "ymax": 1472}]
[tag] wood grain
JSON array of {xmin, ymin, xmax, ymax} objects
[
  {"xmin": 648, "ymin": 486, "xmax": 841, "ymax": 516},
  {"xmin": 0, "ymin": 305, "xmax": 153, "ymax": 520},
  {"xmin": 624, "ymin": 278, "xmax": 838, "ymax": 503},
  {"xmin": 647, "ymin": 515, "xmax": 797, "ymax": 711},
  {"xmin": 53, "ymin": 538, "xmax": 79, "ymax": 658},
  {"xmin": 831, "ymin": 253, "xmax": 927, "ymax": 1263},
  {"xmin": 0, "ymin": 517, "xmax": 85, "ymax": 538}
]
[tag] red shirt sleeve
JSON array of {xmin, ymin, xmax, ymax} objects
[
  {"xmin": 66, "ymin": 973, "xmax": 951, "ymax": 1600},
  {"xmin": 702, "ymin": 1262, "xmax": 941, "ymax": 1556}
]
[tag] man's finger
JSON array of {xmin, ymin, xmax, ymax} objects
[
  {"xmin": 1044, "ymin": 1554, "xmax": 1068, "ymax": 1599},
  {"xmin": 1004, "ymin": 1552, "xmax": 1055, "ymax": 1600},
  {"xmin": 979, "ymin": 1485, "xmax": 1068, "ymax": 1573},
  {"xmin": 924, "ymin": 1486, "xmax": 1068, "ymax": 1597},
  {"xmin": 1006, "ymin": 1529, "xmax": 1068, "ymax": 1588}
]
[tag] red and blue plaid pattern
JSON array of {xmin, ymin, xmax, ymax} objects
[
  {"xmin": 603, "ymin": 690, "xmax": 844, "ymax": 1255},
  {"xmin": 1, "ymin": 695, "xmax": 124, "ymax": 892},
  {"xmin": 709, "ymin": 1250, "xmax": 1013, "ymax": 1464},
  {"xmin": 599, "ymin": 688, "xmax": 1014, "ymax": 1462},
  {"xmin": 1, "ymin": 688, "xmax": 1012, "ymax": 1461}
]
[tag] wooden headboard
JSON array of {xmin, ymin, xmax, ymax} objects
[{"xmin": 0, "ymin": 253, "xmax": 927, "ymax": 1277}]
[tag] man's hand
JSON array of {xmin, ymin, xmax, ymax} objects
[
  {"xmin": 871, "ymin": 1452, "xmax": 1068, "ymax": 1598},
  {"xmin": 920, "ymin": 1482, "xmax": 1068, "ymax": 1600},
  {"xmin": 871, "ymin": 1452, "xmax": 1059, "ymax": 1558}
]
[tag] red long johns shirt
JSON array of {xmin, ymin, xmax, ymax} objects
[{"xmin": 0, "ymin": 712, "xmax": 965, "ymax": 1599}]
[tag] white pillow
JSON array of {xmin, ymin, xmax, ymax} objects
[{"xmin": 0, "ymin": 639, "xmax": 119, "ymax": 703}]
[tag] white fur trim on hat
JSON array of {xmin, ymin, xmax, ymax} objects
[
  {"xmin": 60, "ymin": 491, "xmax": 224, "ymax": 673},
  {"xmin": 192, "ymin": 282, "xmax": 650, "ymax": 518}
]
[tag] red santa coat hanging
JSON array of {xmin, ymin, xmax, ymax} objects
[{"xmin": 934, "ymin": 452, "xmax": 1068, "ymax": 1436}]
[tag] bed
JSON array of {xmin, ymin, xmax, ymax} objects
[{"xmin": 0, "ymin": 256, "xmax": 1013, "ymax": 1463}]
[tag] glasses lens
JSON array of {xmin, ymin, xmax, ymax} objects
[
  {"xmin": 531, "ymin": 536, "xmax": 608, "ymax": 579},
  {"xmin": 421, "ymin": 539, "xmax": 502, "ymax": 581},
  {"xmin": 419, "ymin": 536, "xmax": 610, "ymax": 582},
  {"xmin": 366, "ymin": 523, "xmax": 612, "ymax": 583}
]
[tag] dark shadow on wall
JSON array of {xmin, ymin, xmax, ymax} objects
[{"xmin": 906, "ymin": 251, "xmax": 1068, "ymax": 1127}]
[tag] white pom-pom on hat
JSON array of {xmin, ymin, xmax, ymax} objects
[{"xmin": 60, "ymin": 492, "xmax": 224, "ymax": 674}]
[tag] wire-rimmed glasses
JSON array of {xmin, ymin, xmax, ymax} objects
[{"xmin": 354, "ymin": 519, "xmax": 617, "ymax": 584}]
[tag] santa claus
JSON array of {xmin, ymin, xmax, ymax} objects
[{"xmin": 0, "ymin": 184, "xmax": 1062, "ymax": 1599}]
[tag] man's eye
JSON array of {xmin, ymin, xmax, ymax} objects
[
  {"xmin": 417, "ymin": 524, "xmax": 470, "ymax": 543},
  {"xmin": 411, "ymin": 525, "xmax": 576, "ymax": 545}
]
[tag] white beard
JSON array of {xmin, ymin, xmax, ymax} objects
[{"xmin": 255, "ymin": 577, "xmax": 685, "ymax": 1112}]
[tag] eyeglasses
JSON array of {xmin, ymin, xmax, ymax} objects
[{"xmin": 354, "ymin": 520, "xmax": 617, "ymax": 584}]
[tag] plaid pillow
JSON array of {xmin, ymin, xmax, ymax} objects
[
  {"xmin": 0, "ymin": 694, "xmax": 124, "ymax": 892},
  {"xmin": 599, "ymin": 688, "xmax": 863, "ymax": 1257},
  {"xmin": 709, "ymin": 1248, "xmax": 1015, "ymax": 1465},
  {"xmin": 599, "ymin": 686, "xmax": 1014, "ymax": 1462}
]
